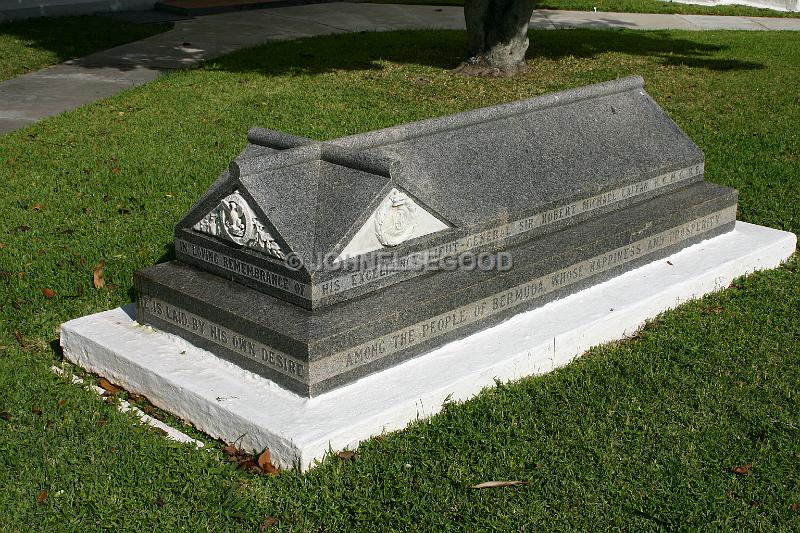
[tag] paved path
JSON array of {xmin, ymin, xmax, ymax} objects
[{"xmin": 2, "ymin": 2, "xmax": 800, "ymax": 134}]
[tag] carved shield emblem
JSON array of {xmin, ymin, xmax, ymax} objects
[
  {"xmin": 375, "ymin": 190, "xmax": 417, "ymax": 246},
  {"xmin": 220, "ymin": 193, "xmax": 253, "ymax": 245},
  {"xmin": 193, "ymin": 191, "xmax": 286, "ymax": 259}
]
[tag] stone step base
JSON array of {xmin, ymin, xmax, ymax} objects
[
  {"xmin": 60, "ymin": 221, "xmax": 796, "ymax": 470},
  {"xmin": 135, "ymin": 181, "xmax": 736, "ymax": 396}
]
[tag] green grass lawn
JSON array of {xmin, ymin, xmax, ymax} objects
[
  {"xmin": 370, "ymin": 0, "xmax": 800, "ymax": 17},
  {"xmin": 0, "ymin": 16, "xmax": 171, "ymax": 82},
  {"xmin": 1, "ymin": 28, "xmax": 799, "ymax": 530}
]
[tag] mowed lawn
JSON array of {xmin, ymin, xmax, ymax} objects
[
  {"xmin": 1, "ymin": 29, "xmax": 799, "ymax": 530},
  {"xmin": 0, "ymin": 16, "xmax": 170, "ymax": 82}
]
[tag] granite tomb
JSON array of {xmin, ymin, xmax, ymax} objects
[{"xmin": 134, "ymin": 76, "xmax": 738, "ymax": 397}]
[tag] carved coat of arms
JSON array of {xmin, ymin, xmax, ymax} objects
[{"xmin": 194, "ymin": 191, "xmax": 285, "ymax": 259}]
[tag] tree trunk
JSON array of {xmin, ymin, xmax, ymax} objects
[{"xmin": 453, "ymin": 0, "xmax": 535, "ymax": 77}]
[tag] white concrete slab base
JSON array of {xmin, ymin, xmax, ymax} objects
[{"xmin": 60, "ymin": 221, "xmax": 796, "ymax": 471}]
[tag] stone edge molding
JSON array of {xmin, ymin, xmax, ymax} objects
[
  {"xmin": 146, "ymin": 205, "xmax": 736, "ymax": 387},
  {"xmin": 177, "ymin": 162, "xmax": 705, "ymax": 304},
  {"xmin": 175, "ymin": 75, "xmax": 708, "ymax": 310},
  {"xmin": 61, "ymin": 222, "xmax": 797, "ymax": 470}
]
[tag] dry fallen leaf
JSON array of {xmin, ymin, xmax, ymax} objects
[
  {"xmin": 0, "ymin": 411, "xmax": 11, "ymax": 421},
  {"xmin": 731, "ymin": 464, "xmax": 753, "ymax": 476},
  {"xmin": 13, "ymin": 331, "xmax": 26, "ymax": 347},
  {"xmin": 256, "ymin": 448, "xmax": 272, "ymax": 468},
  {"xmin": 36, "ymin": 490, "xmax": 48, "ymax": 503},
  {"xmin": 142, "ymin": 405, "xmax": 164, "ymax": 421},
  {"xmin": 32, "ymin": 407, "xmax": 42, "ymax": 416},
  {"xmin": 31, "ymin": 203, "xmax": 43, "ymax": 211},
  {"xmin": 93, "ymin": 261, "xmax": 105, "ymax": 289},
  {"xmin": 97, "ymin": 377, "xmax": 121, "ymax": 395},
  {"xmin": 111, "ymin": 167, "xmax": 120, "ymax": 175},
  {"xmin": 257, "ymin": 449, "xmax": 280, "ymax": 475},
  {"xmin": 790, "ymin": 502, "xmax": 799, "ymax": 512},
  {"xmin": 0, "ymin": 242, "xmax": 5, "ymax": 249},
  {"xmin": 41, "ymin": 287, "xmax": 55, "ymax": 298},
  {"xmin": 222, "ymin": 443, "xmax": 238, "ymax": 456},
  {"xmin": 260, "ymin": 517, "xmax": 279, "ymax": 530},
  {"xmin": 471, "ymin": 481, "xmax": 530, "ymax": 489},
  {"xmin": 237, "ymin": 459, "xmax": 261, "ymax": 474},
  {"xmin": 222, "ymin": 443, "xmax": 279, "ymax": 475},
  {"xmin": 337, "ymin": 450, "xmax": 356, "ymax": 461}
]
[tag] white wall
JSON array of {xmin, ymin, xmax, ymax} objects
[{"xmin": 666, "ymin": 0, "xmax": 799, "ymax": 12}]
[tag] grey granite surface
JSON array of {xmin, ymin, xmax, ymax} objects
[
  {"xmin": 174, "ymin": 76, "xmax": 709, "ymax": 309},
  {"xmin": 138, "ymin": 181, "xmax": 737, "ymax": 396},
  {"xmin": 138, "ymin": 77, "xmax": 740, "ymax": 395}
]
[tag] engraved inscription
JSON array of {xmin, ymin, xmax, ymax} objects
[
  {"xmin": 155, "ymin": 206, "xmax": 731, "ymax": 386},
  {"xmin": 177, "ymin": 239, "xmax": 311, "ymax": 299},
  {"xmin": 319, "ymin": 163, "xmax": 705, "ymax": 298},
  {"xmin": 327, "ymin": 206, "xmax": 734, "ymax": 379},
  {"xmin": 185, "ymin": 164, "xmax": 704, "ymax": 302},
  {"xmin": 140, "ymin": 296, "xmax": 307, "ymax": 380}
]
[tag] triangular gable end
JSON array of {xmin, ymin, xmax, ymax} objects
[
  {"xmin": 191, "ymin": 189, "xmax": 290, "ymax": 260},
  {"xmin": 336, "ymin": 188, "xmax": 449, "ymax": 262}
]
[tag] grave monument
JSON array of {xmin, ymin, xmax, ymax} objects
[
  {"xmin": 135, "ymin": 75, "xmax": 734, "ymax": 396},
  {"xmin": 61, "ymin": 77, "xmax": 796, "ymax": 468}
]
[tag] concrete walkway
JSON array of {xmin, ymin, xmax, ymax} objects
[{"xmin": 2, "ymin": 2, "xmax": 800, "ymax": 134}]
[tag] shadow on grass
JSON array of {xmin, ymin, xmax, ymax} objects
[
  {"xmin": 0, "ymin": 20, "xmax": 761, "ymax": 80},
  {"xmin": 207, "ymin": 29, "xmax": 763, "ymax": 77},
  {"xmin": 0, "ymin": 15, "xmax": 171, "ymax": 65},
  {"xmin": 530, "ymin": 29, "xmax": 763, "ymax": 71}
]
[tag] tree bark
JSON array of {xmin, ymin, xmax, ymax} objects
[{"xmin": 453, "ymin": 0, "xmax": 535, "ymax": 77}]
